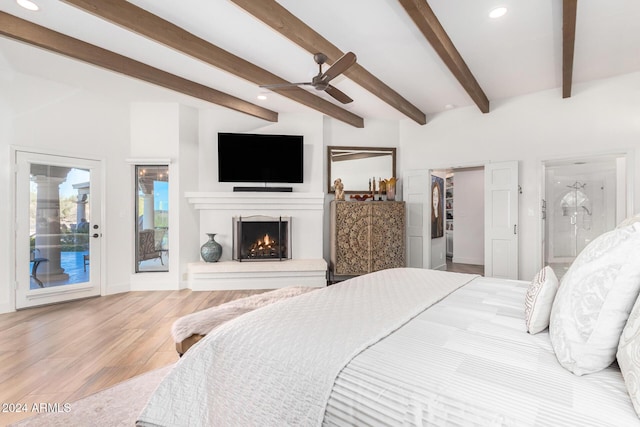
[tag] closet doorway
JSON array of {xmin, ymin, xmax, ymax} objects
[
  {"xmin": 432, "ymin": 166, "xmax": 485, "ymax": 276},
  {"xmin": 405, "ymin": 161, "xmax": 518, "ymax": 279}
]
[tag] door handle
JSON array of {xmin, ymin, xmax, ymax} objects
[
  {"xmin": 92, "ymin": 233, "xmax": 100, "ymax": 238},
  {"xmin": 513, "ymin": 224, "xmax": 517, "ymax": 235}
]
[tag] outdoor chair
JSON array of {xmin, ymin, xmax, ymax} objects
[{"xmin": 138, "ymin": 229, "xmax": 163, "ymax": 265}]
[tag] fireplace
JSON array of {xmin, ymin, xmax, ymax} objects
[{"xmin": 233, "ymin": 216, "xmax": 291, "ymax": 261}]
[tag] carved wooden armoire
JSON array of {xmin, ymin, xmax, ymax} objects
[{"xmin": 330, "ymin": 201, "xmax": 406, "ymax": 276}]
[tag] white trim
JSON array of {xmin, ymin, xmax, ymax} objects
[
  {"xmin": 8, "ymin": 146, "xmax": 18, "ymax": 312},
  {"xmin": 125, "ymin": 158, "xmax": 172, "ymax": 165},
  {"xmin": 10, "ymin": 146, "xmax": 106, "ymax": 310},
  {"xmin": 104, "ymin": 282, "xmax": 130, "ymax": 295},
  {"xmin": 185, "ymin": 192, "xmax": 325, "ymax": 211}
]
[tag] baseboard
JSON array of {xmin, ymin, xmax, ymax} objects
[
  {"xmin": 130, "ymin": 281, "xmax": 181, "ymax": 291},
  {"xmin": 104, "ymin": 283, "xmax": 131, "ymax": 295},
  {"xmin": 0, "ymin": 302, "xmax": 15, "ymax": 314},
  {"xmin": 129, "ymin": 273, "xmax": 181, "ymax": 291},
  {"xmin": 433, "ymin": 263, "xmax": 447, "ymax": 271}
]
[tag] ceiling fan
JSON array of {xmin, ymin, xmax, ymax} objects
[{"xmin": 260, "ymin": 52, "xmax": 357, "ymax": 104}]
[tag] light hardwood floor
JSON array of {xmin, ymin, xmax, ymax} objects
[
  {"xmin": 446, "ymin": 257, "xmax": 484, "ymax": 275},
  {"xmin": 0, "ymin": 289, "xmax": 264, "ymax": 425}
]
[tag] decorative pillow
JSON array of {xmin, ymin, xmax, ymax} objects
[
  {"xmin": 618, "ymin": 296, "xmax": 640, "ymax": 417},
  {"xmin": 525, "ymin": 266, "xmax": 559, "ymax": 334},
  {"xmin": 617, "ymin": 213, "xmax": 640, "ymax": 229},
  {"xmin": 549, "ymin": 222, "xmax": 640, "ymax": 376}
]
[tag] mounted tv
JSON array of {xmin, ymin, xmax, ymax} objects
[{"xmin": 218, "ymin": 133, "xmax": 304, "ymax": 186}]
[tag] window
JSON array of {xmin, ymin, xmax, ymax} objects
[{"xmin": 135, "ymin": 165, "xmax": 169, "ymax": 272}]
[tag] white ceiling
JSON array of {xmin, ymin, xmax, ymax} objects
[{"xmin": 1, "ymin": 0, "xmax": 639, "ymax": 124}]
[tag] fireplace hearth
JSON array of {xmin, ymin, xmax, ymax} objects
[{"xmin": 233, "ymin": 216, "xmax": 291, "ymax": 261}]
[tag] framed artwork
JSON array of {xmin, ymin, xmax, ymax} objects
[{"xmin": 431, "ymin": 175, "xmax": 444, "ymax": 238}]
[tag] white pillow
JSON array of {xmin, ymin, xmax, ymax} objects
[
  {"xmin": 618, "ymin": 213, "xmax": 640, "ymax": 229},
  {"xmin": 525, "ymin": 266, "xmax": 559, "ymax": 334},
  {"xmin": 618, "ymin": 296, "xmax": 640, "ymax": 417},
  {"xmin": 549, "ymin": 222, "xmax": 640, "ymax": 376}
]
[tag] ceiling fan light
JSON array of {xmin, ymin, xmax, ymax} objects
[
  {"xmin": 17, "ymin": 0, "xmax": 39, "ymax": 11},
  {"xmin": 489, "ymin": 7, "xmax": 507, "ymax": 19},
  {"xmin": 257, "ymin": 94, "xmax": 267, "ymax": 100}
]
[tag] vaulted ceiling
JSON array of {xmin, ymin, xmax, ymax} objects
[{"xmin": 1, "ymin": 0, "xmax": 639, "ymax": 128}]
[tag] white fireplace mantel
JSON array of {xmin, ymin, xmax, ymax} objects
[
  {"xmin": 185, "ymin": 191, "xmax": 327, "ymax": 290},
  {"xmin": 185, "ymin": 192, "xmax": 325, "ymax": 211}
]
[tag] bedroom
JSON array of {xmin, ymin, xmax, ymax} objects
[{"xmin": 1, "ymin": 0, "xmax": 640, "ymax": 425}]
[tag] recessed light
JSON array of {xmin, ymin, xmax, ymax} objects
[
  {"xmin": 257, "ymin": 95, "xmax": 267, "ymax": 100},
  {"xmin": 444, "ymin": 104, "xmax": 456, "ymax": 110},
  {"xmin": 17, "ymin": 0, "xmax": 39, "ymax": 11},
  {"xmin": 489, "ymin": 7, "xmax": 507, "ymax": 19}
]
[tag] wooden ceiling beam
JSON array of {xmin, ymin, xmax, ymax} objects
[
  {"xmin": 230, "ymin": 0, "xmax": 427, "ymax": 125},
  {"xmin": 61, "ymin": 0, "xmax": 364, "ymax": 128},
  {"xmin": 562, "ymin": 0, "xmax": 578, "ymax": 98},
  {"xmin": 0, "ymin": 12, "xmax": 278, "ymax": 122},
  {"xmin": 397, "ymin": 0, "xmax": 490, "ymax": 113}
]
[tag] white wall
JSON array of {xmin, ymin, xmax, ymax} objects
[
  {"xmin": 129, "ymin": 103, "xmax": 200, "ymax": 290},
  {"xmin": 1, "ymin": 72, "xmax": 132, "ymax": 312},
  {"xmin": 4, "ymin": 55, "xmax": 638, "ymax": 311},
  {"xmin": 178, "ymin": 106, "xmax": 201, "ymax": 285},
  {"xmin": 198, "ymin": 111, "xmax": 323, "ymax": 193},
  {"xmin": 195, "ymin": 111, "xmax": 325, "ymax": 258},
  {"xmin": 452, "ymin": 168, "xmax": 484, "ymax": 265},
  {"xmin": 400, "ymin": 72, "xmax": 640, "ymax": 281},
  {"xmin": 322, "ymin": 117, "xmax": 401, "ymax": 261}
]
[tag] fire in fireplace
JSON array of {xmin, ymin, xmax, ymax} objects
[{"xmin": 233, "ymin": 216, "xmax": 291, "ymax": 261}]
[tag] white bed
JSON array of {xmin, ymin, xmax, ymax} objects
[{"xmin": 137, "ymin": 266, "xmax": 640, "ymax": 426}]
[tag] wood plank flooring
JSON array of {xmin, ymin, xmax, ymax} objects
[
  {"xmin": 446, "ymin": 258, "xmax": 484, "ymax": 275},
  {"xmin": 0, "ymin": 289, "xmax": 264, "ymax": 426},
  {"xmin": 0, "ymin": 266, "xmax": 483, "ymax": 425}
]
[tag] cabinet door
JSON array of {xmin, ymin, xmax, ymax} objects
[
  {"xmin": 334, "ymin": 202, "xmax": 371, "ymax": 275},
  {"xmin": 371, "ymin": 202, "xmax": 406, "ymax": 271}
]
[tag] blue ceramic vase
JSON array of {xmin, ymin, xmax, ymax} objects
[{"xmin": 200, "ymin": 233, "xmax": 222, "ymax": 262}]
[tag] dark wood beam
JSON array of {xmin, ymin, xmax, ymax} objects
[
  {"xmin": 230, "ymin": 0, "xmax": 427, "ymax": 125},
  {"xmin": 563, "ymin": 0, "xmax": 578, "ymax": 98},
  {"xmin": 397, "ymin": 0, "xmax": 490, "ymax": 113},
  {"xmin": 0, "ymin": 12, "xmax": 278, "ymax": 122},
  {"xmin": 61, "ymin": 0, "xmax": 364, "ymax": 128}
]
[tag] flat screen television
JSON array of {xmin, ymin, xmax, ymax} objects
[{"xmin": 218, "ymin": 133, "xmax": 304, "ymax": 184}]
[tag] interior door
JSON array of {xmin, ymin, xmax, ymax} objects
[
  {"xmin": 403, "ymin": 169, "xmax": 430, "ymax": 268},
  {"xmin": 484, "ymin": 161, "xmax": 519, "ymax": 279},
  {"xmin": 15, "ymin": 151, "xmax": 102, "ymax": 309}
]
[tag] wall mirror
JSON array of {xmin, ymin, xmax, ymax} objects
[{"xmin": 327, "ymin": 146, "xmax": 396, "ymax": 193}]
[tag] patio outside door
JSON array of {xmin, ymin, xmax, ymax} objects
[{"xmin": 15, "ymin": 151, "xmax": 102, "ymax": 309}]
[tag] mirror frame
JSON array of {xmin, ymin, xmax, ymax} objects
[{"xmin": 327, "ymin": 146, "xmax": 397, "ymax": 194}]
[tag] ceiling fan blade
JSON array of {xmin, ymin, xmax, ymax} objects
[
  {"xmin": 259, "ymin": 82, "xmax": 312, "ymax": 89},
  {"xmin": 320, "ymin": 52, "xmax": 356, "ymax": 83},
  {"xmin": 325, "ymin": 85, "xmax": 353, "ymax": 104}
]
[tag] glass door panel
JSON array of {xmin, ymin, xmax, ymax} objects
[
  {"xmin": 135, "ymin": 165, "xmax": 169, "ymax": 273},
  {"xmin": 543, "ymin": 156, "xmax": 620, "ymax": 280},
  {"xmin": 16, "ymin": 152, "xmax": 102, "ymax": 309}
]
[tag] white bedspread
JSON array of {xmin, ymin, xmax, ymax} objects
[
  {"xmin": 137, "ymin": 268, "xmax": 476, "ymax": 427},
  {"xmin": 324, "ymin": 277, "xmax": 640, "ymax": 426}
]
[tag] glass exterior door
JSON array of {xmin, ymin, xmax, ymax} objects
[{"xmin": 16, "ymin": 152, "xmax": 102, "ymax": 309}]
